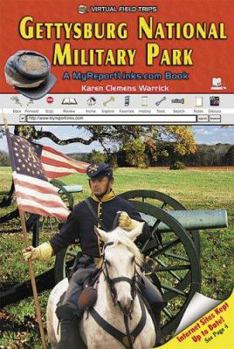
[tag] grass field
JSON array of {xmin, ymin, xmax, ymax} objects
[{"xmin": 0, "ymin": 167, "xmax": 233, "ymax": 348}]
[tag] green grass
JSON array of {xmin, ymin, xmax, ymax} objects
[{"xmin": 0, "ymin": 167, "xmax": 233, "ymax": 347}]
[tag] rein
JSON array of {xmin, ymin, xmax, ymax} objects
[{"xmin": 89, "ymin": 241, "xmax": 146, "ymax": 348}]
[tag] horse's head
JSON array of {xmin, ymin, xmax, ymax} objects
[{"xmin": 94, "ymin": 222, "xmax": 144, "ymax": 314}]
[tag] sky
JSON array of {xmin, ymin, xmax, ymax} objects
[{"xmin": 0, "ymin": 125, "xmax": 233, "ymax": 153}]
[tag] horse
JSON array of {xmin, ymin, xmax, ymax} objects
[{"xmin": 47, "ymin": 222, "xmax": 158, "ymax": 348}]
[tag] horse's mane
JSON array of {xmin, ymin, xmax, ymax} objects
[{"xmin": 107, "ymin": 228, "xmax": 144, "ymax": 266}]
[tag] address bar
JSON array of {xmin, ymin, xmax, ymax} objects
[{"xmin": 26, "ymin": 115, "xmax": 196, "ymax": 123}]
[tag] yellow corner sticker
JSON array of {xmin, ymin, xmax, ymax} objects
[{"xmin": 157, "ymin": 291, "xmax": 233, "ymax": 349}]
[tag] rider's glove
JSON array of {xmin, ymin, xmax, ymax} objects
[
  {"xmin": 23, "ymin": 242, "xmax": 53, "ymax": 262},
  {"xmin": 118, "ymin": 211, "xmax": 141, "ymax": 231}
]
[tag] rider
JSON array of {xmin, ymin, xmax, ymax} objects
[{"xmin": 23, "ymin": 163, "xmax": 164, "ymax": 348}]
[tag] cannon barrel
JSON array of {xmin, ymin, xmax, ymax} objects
[
  {"xmin": 142, "ymin": 210, "xmax": 228, "ymax": 232},
  {"xmin": 58, "ymin": 185, "xmax": 83, "ymax": 193}
]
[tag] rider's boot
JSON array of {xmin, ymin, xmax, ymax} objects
[
  {"xmin": 56, "ymin": 304, "xmax": 87, "ymax": 349},
  {"xmin": 140, "ymin": 274, "xmax": 165, "ymax": 313},
  {"xmin": 139, "ymin": 274, "xmax": 166, "ymax": 346}
]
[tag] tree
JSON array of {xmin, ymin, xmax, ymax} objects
[
  {"xmin": 224, "ymin": 145, "xmax": 234, "ymax": 165},
  {"xmin": 87, "ymin": 150, "xmax": 107, "ymax": 164},
  {"xmin": 122, "ymin": 138, "xmax": 147, "ymax": 168},
  {"xmin": 158, "ymin": 126, "xmax": 197, "ymax": 165}
]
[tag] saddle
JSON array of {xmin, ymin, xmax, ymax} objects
[
  {"xmin": 57, "ymin": 266, "xmax": 101, "ymax": 313},
  {"xmin": 78, "ymin": 286, "xmax": 97, "ymax": 311},
  {"xmin": 78, "ymin": 266, "xmax": 102, "ymax": 310}
]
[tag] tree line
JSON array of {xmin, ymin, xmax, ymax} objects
[
  {"xmin": 0, "ymin": 125, "xmax": 233, "ymax": 167},
  {"xmin": 71, "ymin": 143, "xmax": 234, "ymax": 168},
  {"xmin": 1, "ymin": 144, "xmax": 234, "ymax": 168}
]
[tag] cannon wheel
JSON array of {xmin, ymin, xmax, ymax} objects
[
  {"xmin": 0, "ymin": 190, "xmax": 9, "ymax": 207},
  {"xmin": 54, "ymin": 245, "xmax": 81, "ymax": 284},
  {"xmin": 54, "ymin": 204, "xmax": 201, "ymax": 338},
  {"xmin": 119, "ymin": 190, "xmax": 200, "ymax": 254},
  {"xmin": 129, "ymin": 202, "xmax": 201, "ymax": 337},
  {"xmin": 39, "ymin": 179, "xmax": 74, "ymax": 231},
  {"xmin": 119, "ymin": 190, "xmax": 200, "ymax": 298}
]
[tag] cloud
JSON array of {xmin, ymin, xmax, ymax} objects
[{"xmin": 193, "ymin": 126, "xmax": 234, "ymax": 144}]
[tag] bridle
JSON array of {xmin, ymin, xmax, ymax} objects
[
  {"xmin": 102, "ymin": 241, "xmax": 138, "ymax": 316},
  {"xmin": 89, "ymin": 241, "xmax": 147, "ymax": 349}
]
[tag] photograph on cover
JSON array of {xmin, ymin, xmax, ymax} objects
[{"xmin": 0, "ymin": 125, "xmax": 233, "ymax": 348}]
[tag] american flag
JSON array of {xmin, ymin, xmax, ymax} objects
[
  {"xmin": 6, "ymin": 130, "xmax": 70, "ymax": 221},
  {"xmin": 33, "ymin": 144, "xmax": 89, "ymax": 179}
]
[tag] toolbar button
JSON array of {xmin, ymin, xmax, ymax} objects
[
  {"xmin": 209, "ymin": 115, "xmax": 221, "ymax": 123},
  {"xmin": 197, "ymin": 115, "xmax": 209, "ymax": 122}
]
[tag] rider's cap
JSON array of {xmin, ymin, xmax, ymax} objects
[
  {"xmin": 87, "ymin": 163, "xmax": 113, "ymax": 179},
  {"xmin": 4, "ymin": 50, "xmax": 56, "ymax": 100}
]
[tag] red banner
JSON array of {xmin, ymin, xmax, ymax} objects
[{"xmin": 0, "ymin": 0, "xmax": 233, "ymax": 93}]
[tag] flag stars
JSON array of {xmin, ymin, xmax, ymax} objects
[{"xmin": 8, "ymin": 132, "xmax": 84, "ymax": 185}]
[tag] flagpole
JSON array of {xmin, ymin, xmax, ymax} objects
[
  {"xmin": 18, "ymin": 210, "xmax": 48, "ymax": 349},
  {"xmin": 3, "ymin": 116, "xmax": 47, "ymax": 349}
]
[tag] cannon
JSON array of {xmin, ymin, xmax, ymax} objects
[{"xmin": 139, "ymin": 209, "xmax": 227, "ymax": 232}]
